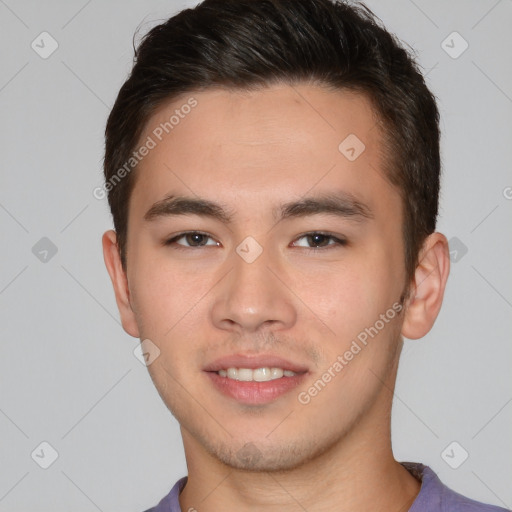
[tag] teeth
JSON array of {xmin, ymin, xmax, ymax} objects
[
  {"xmin": 271, "ymin": 368, "xmax": 284, "ymax": 379},
  {"xmin": 217, "ymin": 367, "xmax": 297, "ymax": 381},
  {"xmin": 237, "ymin": 368, "xmax": 253, "ymax": 381}
]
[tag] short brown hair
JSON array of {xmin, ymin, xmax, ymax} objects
[{"xmin": 104, "ymin": 0, "xmax": 441, "ymax": 284}]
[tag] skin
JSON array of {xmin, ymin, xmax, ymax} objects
[{"xmin": 103, "ymin": 83, "xmax": 450, "ymax": 511}]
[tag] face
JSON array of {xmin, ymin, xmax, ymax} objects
[{"xmin": 108, "ymin": 84, "xmax": 413, "ymax": 471}]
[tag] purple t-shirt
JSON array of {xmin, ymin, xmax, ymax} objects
[{"xmin": 144, "ymin": 462, "xmax": 509, "ymax": 512}]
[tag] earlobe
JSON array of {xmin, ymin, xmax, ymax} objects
[
  {"xmin": 102, "ymin": 230, "xmax": 140, "ymax": 338},
  {"xmin": 401, "ymin": 233, "xmax": 450, "ymax": 340}
]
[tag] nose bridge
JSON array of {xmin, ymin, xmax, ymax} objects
[
  {"xmin": 211, "ymin": 237, "xmax": 296, "ymax": 332},
  {"xmin": 232, "ymin": 238, "xmax": 272, "ymax": 295},
  {"xmin": 229, "ymin": 237, "xmax": 276, "ymax": 310}
]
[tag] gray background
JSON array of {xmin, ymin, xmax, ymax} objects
[{"xmin": 0, "ymin": 0, "xmax": 511, "ymax": 510}]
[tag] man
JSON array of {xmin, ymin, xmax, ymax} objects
[{"xmin": 101, "ymin": 0, "xmax": 508, "ymax": 510}]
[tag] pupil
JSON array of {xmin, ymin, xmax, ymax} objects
[
  {"xmin": 189, "ymin": 233, "xmax": 206, "ymax": 245},
  {"xmin": 309, "ymin": 234, "xmax": 328, "ymax": 247}
]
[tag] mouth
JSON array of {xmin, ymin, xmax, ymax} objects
[
  {"xmin": 203, "ymin": 354, "xmax": 309, "ymax": 404},
  {"xmin": 217, "ymin": 367, "xmax": 298, "ymax": 381}
]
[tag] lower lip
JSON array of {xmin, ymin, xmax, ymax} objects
[{"xmin": 206, "ymin": 371, "xmax": 307, "ymax": 404}]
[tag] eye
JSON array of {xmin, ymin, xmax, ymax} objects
[
  {"xmin": 292, "ymin": 232, "xmax": 347, "ymax": 250},
  {"xmin": 164, "ymin": 231, "xmax": 219, "ymax": 248}
]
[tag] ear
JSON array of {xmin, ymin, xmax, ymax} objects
[
  {"xmin": 401, "ymin": 232, "xmax": 450, "ymax": 340},
  {"xmin": 102, "ymin": 230, "xmax": 140, "ymax": 338}
]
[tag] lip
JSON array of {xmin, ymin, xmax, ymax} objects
[
  {"xmin": 203, "ymin": 353, "xmax": 309, "ymax": 373},
  {"xmin": 203, "ymin": 353, "xmax": 309, "ymax": 405},
  {"xmin": 206, "ymin": 371, "xmax": 307, "ymax": 404}
]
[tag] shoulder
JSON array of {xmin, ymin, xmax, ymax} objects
[
  {"xmin": 402, "ymin": 462, "xmax": 510, "ymax": 512},
  {"xmin": 142, "ymin": 476, "xmax": 188, "ymax": 512}
]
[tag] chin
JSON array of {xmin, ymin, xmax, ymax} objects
[{"xmin": 201, "ymin": 435, "xmax": 331, "ymax": 473}]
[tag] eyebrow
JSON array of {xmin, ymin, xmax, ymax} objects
[{"xmin": 143, "ymin": 192, "xmax": 373, "ymax": 224}]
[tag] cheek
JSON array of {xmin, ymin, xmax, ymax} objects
[
  {"xmin": 128, "ymin": 256, "xmax": 205, "ymax": 339},
  {"xmin": 292, "ymin": 261, "xmax": 384, "ymax": 333},
  {"xmin": 291, "ymin": 248, "xmax": 402, "ymax": 353}
]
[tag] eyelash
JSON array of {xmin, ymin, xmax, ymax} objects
[{"xmin": 163, "ymin": 231, "xmax": 348, "ymax": 252}]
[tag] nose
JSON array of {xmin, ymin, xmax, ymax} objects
[{"xmin": 211, "ymin": 243, "xmax": 297, "ymax": 334}]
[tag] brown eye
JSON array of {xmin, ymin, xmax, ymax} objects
[
  {"xmin": 165, "ymin": 231, "xmax": 219, "ymax": 248},
  {"xmin": 293, "ymin": 232, "xmax": 347, "ymax": 249},
  {"xmin": 306, "ymin": 234, "xmax": 332, "ymax": 247},
  {"xmin": 183, "ymin": 233, "xmax": 210, "ymax": 246}
]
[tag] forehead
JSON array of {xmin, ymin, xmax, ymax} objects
[{"xmin": 131, "ymin": 83, "xmax": 395, "ymax": 219}]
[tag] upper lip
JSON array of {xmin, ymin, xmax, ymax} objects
[{"xmin": 203, "ymin": 353, "xmax": 309, "ymax": 373}]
